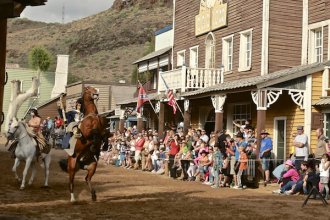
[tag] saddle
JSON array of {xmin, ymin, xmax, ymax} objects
[{"xmin": 22, "ymin": 122, "xmax": 50, "ymax": 154}]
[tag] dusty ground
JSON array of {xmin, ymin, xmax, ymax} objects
[{"xmin": 0, "ymin": 138, "xmax": 329, "ymax": 220}]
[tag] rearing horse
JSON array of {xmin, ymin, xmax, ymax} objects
[{"xmin": 66, "ymin": 86, "xmax": 105, "ymax": 202}]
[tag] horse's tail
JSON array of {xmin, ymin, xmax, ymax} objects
[{"xmin": 58, "ymin": 159, "xmax": 68, "ymax": 172}]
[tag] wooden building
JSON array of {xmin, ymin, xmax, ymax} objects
[
  {"xmin": 0, "ymin": 0, "xmax": 47, "ymax": 131},
  {"xmin": 119, "ymin": 0, "xmax": 330, "ymax": 162}
]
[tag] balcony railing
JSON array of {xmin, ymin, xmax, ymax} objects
[{"xmin": 158, "ymin": 66, "xmax": 224, "ymax": 93}]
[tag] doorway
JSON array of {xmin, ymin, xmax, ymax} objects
[{"xmin": 273, "ymin": 117, "xmax": 287, "ymax": 165}]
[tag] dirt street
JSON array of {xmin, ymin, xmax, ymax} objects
[{"xmin": 0, "ymin": 144, "xmax": 329, "ymax": 220}]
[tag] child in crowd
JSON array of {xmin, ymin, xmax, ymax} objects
[
  {"xmin": 234, "ymin": 146, "xmax": 248, "ymax": 189},
  {"xmin": 119, "ymin": 139, "xmax": 127, "ymax": 167},
  {"xmin": 220, "ymin": 154, "xmax": 230, "ymax": 187},
  {"xmin": 151, "ymin": 145, "xmax": 160, "ymax": 173},
  {"xmin": 319, "ymin": 153, "xmax": 330, "ymax": 200}
]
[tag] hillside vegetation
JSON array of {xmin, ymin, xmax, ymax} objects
[{"xmin": 6, "ymin": 0, "xmax": 172, "ymax": 84}]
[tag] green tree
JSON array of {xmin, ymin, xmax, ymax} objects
[{"xmin": 28, "ymin": 46, "xmax": 53, "ymax": 78}]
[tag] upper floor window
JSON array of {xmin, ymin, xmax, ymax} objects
[
  {"xmin": 315, "ymin": 29, "xmax": 323, "ymax": 63},
  {"xmin": 222, "ymin": 34, "xmax": 234, "ymax": 72},
  {"xmin": 177, "ymin": 50, "xmax": 186, "ymax": 67},
  {"xmin": 309, "ymin": 28, "xmax": 323, "ymax": 63},
  {"xmin": 189, "ymin": 46, "xmax": 199, "ymax": 68},
  {"xmin": 205, "ymin": 33, "xmax": 215, "ymax": 68},
  {"xmin": 239, "ymin": 29, "xmax": 253, "ymax": 71}
]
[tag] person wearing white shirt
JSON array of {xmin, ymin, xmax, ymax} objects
[{"xmin": 293, "ymin": 125, "xmax": 309, "ymax": 170}]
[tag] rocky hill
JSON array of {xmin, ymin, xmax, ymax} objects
[{"xmin": 6, "ymin": 0, "xmax": 172, "ymax": 84}]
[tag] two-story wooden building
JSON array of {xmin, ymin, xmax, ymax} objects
[{"xmin": 120, "ymin": 0, "xmax": 330, "ymax": 162}]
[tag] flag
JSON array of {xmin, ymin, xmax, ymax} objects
[
  {"xmin": 167, "ymin": 89, "xmax": 177, "ymax": 114},
  {"xmin": 137, "ymin": 86, "xmax": 148, "ymax": 113}
]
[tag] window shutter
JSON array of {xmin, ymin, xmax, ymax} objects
[{"xmin": 311, "ymin": 112, "xmax": 323, "ymax": 130}]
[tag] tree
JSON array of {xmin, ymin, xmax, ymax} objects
[{"xmin": 28, "ymin": 46, "xmax": 52, "ymax": 78}]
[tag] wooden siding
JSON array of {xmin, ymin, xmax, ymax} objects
[
  {"xmin": 84, "ymin": 83, "xmax": 111, "ymax": 113},
  {"xmin": 2, "ymin": 68, "xmax": 55, "ymax": 131},
  {"xmin": 38, "ymin": 97, "xmax": 63, "ymax": 119},
  {"xmin": 268, "ymin": 0, "xmax": 302, "ymax": 73},
  {"xmin": 174, "ymin": 0, "xmax": 263, "ymax": 82},
  {"xmin": 264, "ymin": 92, "xmax": 305, "ymax": 158},
  {"xmin": 66, "ymin": 84, "xmax": 82, "ymax": 98},
  {"xmin": 309, "ymin": 0, "xmax": 328, "ymax": 24},
  {"xmin": 311, "ymin": 71, "xmax": 323, "ymax": 152}
]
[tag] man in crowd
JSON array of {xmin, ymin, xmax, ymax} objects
[
  {"xmin": 314, "ymin": 128, "xmax": 328, "ymax": 169},
  {"xmin": 260, "ymin": 130, "xmax": 272, "ymax": 186},
  {"xmin": 293, "ymin": 125, "xmax": 308, "ymax": 171}
]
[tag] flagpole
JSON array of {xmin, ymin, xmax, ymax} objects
[
  {"xmin": 159, "ymin": 73, "xmax": 184, "ymax": 118},
  {"xmin": 137, "ymin": 80, "xmax": 159, "ymax": 120}
]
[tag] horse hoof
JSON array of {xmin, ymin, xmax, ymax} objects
[
  {"xmin": 41, "ymin": 185, "xmax": 49, "ymax": 189},
  {"xmin": 91, "ymin": 190, "xmax": 97, "ymax": 201},
  {"xmin": 20, "ymin": 186, "xmax": 25, "ymax": 190}
]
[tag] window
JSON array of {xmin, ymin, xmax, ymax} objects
[
  {"xmin": 189, "ymin": 46, "xmax": 199, "ymax": 68},
  {"xmin": 309, "ymin": 28, "xmax": 323, "ymax": 63},
  {"xmin": 239, "ymin": 29, "xmax": 253, "ymax": 71},
  {"xmin": 205, "ymin": 33, "xmax": 215, "ymax": 68},
  {"xmin": 315, "ymin": 29, "xmax": 323, "ymax": 63},
  {"xmin": 222, "ymin": 35, "xmax": 234, "ymax": 72},
  {"xmin": 177, "ymin": 50, "xmax": 185, "ymax": 67},
  {"xmin": 324, "ymin": 113, "xmax": 330, "ymax": 138},
  {"xmin": 232, "ymin": 103, "xmax": 251, "ymax": 133}
]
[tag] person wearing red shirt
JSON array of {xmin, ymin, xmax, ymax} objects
[
  {"xmin": 168, "ymin": 134, "xmax": 180, "ymax": 179},
  {"xmin": 134, "ymin": 133, "xmax": 145, "ymax": 170}
]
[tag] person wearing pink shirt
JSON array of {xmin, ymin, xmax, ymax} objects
[{"xmin": 273, "ymin": 160, "xmax": 299, "ymax": 194}]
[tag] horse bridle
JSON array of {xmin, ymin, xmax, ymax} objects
[
  {"xmin": 7, "ymin": 122, "xmax": 28, "ymax": 141},
  {"xmin": 7, "ymin": 124, "xmax": 20, "ymax": 141}
]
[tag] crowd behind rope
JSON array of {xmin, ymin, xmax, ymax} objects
[{"xmin": 100, "ymin": 122, "xmax": 330, "ymax": 199}]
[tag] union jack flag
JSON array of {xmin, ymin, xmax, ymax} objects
[
  {"xmin": 137, "ymin": 86, "xmax": 149, "ymax": 113},
  {"xmin": 167, "ymin": 89, "xmax": 177, "ymax": 114}
]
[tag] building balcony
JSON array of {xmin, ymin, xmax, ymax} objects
[{"xmin": 158, "ymin": 66, "xmax": 224, "ymax": 93}]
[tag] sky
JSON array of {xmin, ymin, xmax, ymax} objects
[{"xmin": 21, "ymin": 0, "xmax": 114, "ymax": 23}]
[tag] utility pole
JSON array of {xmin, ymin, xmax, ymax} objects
[{"xmin": 62, "ymin": 3, "xmax": 65, "ymax": 24}]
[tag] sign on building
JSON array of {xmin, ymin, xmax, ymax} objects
[{"xmin": 195, "ymin": 0, "xmax": 228, "ymax": 36}]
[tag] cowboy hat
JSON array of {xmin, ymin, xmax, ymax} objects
[
  {"xmin": 235, "ymin": 132, "xmax": 244, "ymax": 138},
  {"xmin": 200, "ymin": 150, "xmax": 209, "ymax": 155},
  {"xmin": 260, "ymin": 130, "xmax": 270, "ymax": 135}
]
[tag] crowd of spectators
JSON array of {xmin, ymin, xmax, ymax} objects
[
  {"xmin": 100, "ymin": 122, "xmax": 330, "ymax": 199},
  {"xmin": 100, "ymin": 121, "xmax": 263, "ymax": 190}
]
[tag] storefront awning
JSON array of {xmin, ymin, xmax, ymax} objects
[
  {"xmin": 133, "ymin": 46, "xmax": 171, "ymax": 64},
  {"xmin": 313, "ymin": 97, "xmax": 330, "ymax": 107}
]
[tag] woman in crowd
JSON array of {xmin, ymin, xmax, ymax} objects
[
  {"xmin": 319, "ymin": 153, "xmax": 330, "ymax": 199},
  {"xmin": 272, "ymin": 160, "xmax": 299, "ymax": 194}
]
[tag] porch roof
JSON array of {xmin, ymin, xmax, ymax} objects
[
  {"xmin": 313, "ymin": 97, "xmax": 330, "ymax": 106},
  {"xmin": 182, "ymin": 61, "xmax": 330, "ymax": 98},
  {"xmin": 133, "ymin": 46, "xmax": 171, "ymax": 64},
  {"xmin": 117, "ymin": 92, "xmax": 159, "ymax": 105}
]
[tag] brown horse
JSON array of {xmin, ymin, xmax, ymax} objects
[{"xmin": 66, "ymin": 86, "xmax": 105, "ymax": 202}]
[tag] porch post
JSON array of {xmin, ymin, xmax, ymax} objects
[
  {"xmin": 119, "ymin": 109, "xmax": 125, "ymax": 133},
  {"xmin": 211, "ymin": 95, "xmax": 226, "ymax": 132},
  {"xmin": 183, "ymin": 99, "xmax": 190, "ymax": 134},
  {"xmin": 0, "ymin": 19, "xmax": 7, "ymax": 131},
  {"xmin": 253, "ymin": 90, "xmax": 268, "ymax": 149},
  {"xmin": 158, "ymin": 102, "xmax": 165, "ymax": 138},
  {"xmin": 137, "ymin": 110, "xmax": 143, "ymax": 133}
]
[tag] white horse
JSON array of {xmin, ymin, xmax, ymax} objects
[{"xmin": 7, "ymin": 118, "xmax": 51, "ymax": 190}]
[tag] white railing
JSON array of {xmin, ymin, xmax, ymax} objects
[
  {"xmin": 158, "ymin": 66, "xmax": 223, "ymax": 93},
  {"xmin": 186, "ymin": 68, "xmax": 223, "ymax": 90}
]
